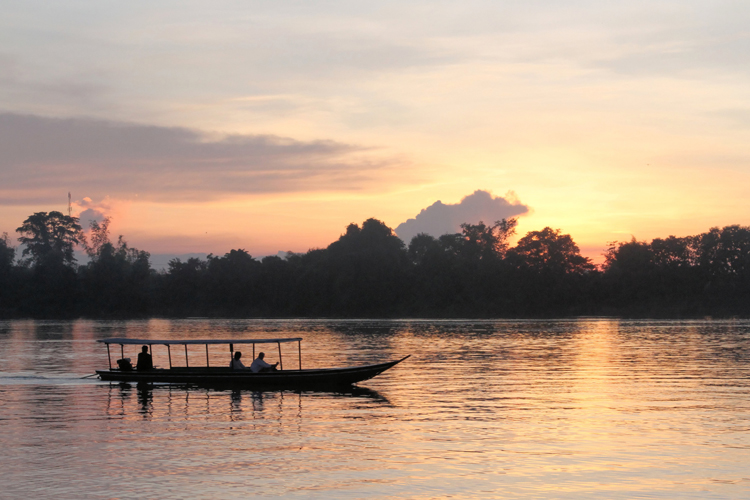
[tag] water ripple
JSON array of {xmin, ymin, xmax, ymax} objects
[{"xmin": 1, "ymin": 319, "xmax": 749, "ymax": 499}]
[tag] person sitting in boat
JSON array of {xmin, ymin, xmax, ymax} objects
[
  {"xmin": 230, "ymin": 351, "xmax": 247, "ymax": 369},
  {"xmin": 136, "ymin": 346, "xmax": 153, "ymax": 371},
  {"xmin": 250, "ymin": 352, "xmax": 279, "ymax": 373}
]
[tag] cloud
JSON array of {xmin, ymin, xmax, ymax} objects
[
  {"xmin": 0, "ymin": 113, "xmax": 398, "ymax": 205},
  {"xmin": 78, "ymin": 208, "xmax": 106, "ymax": 228},
  {"xmin": 75, "ymin": 196, "xmax": 113, "ymax": 229},
  {"xmin": 395, "ymin": 190, "xmax": 530, "ymax": 243}
]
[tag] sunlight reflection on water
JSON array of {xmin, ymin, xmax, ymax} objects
[{"xmin": 1, "ymin": 319, "xmax": 749, "ymax": 499}]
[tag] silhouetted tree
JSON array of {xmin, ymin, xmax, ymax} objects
[
  {"xmin": 16, "ymin": 211, "xmax": 82, "ymax": 267},
  {"xmin": 305, "ymin": 218, "xmax": 411, "ymax": 315},
  {"xmin": 603, "ymin": 238, "xmax": 653, "ymax": 274},
  {"xmin": 203, "ymin": 249, "xmax": 261, "ymax": 315},
  {"xmin": 460, "ymin": 218, "xmax": 518, "ymax": 260},
  {"xmin": 8, "ymin": 209, "xmax": 750, "ymax": 319},
  {"xmin": 160, "ymin": 257, "xmax": 209, "ymax": 315},
  {"xmin": 79, "ymin": 217, "xmax": 152, "ymax": 317},
  {"xmin": 0, "ymin": 232, "xmax": 14, "ymax": 276},
  {"xmin": 257, "ymin": 255, "xmax": 295, "ymax": 314},
  {"xmin": 406, "ymin": 232, "xmax": 465, "ymax": 313},
  {"xmin": 0, "ymin": 233, "xmax": 18, "ymax": 315},
  {"xmin": 14, "ymin": 212, "xmax": 83, "ymax": 317},
  {"xmin": 694, "ymin": 225, "xmax": 750, "ymax": 313},
  {"xmin": 83, "ymin": 216, "xmax": 113, "ymax": 258},
  {"xmin": 408, "ymin": 233, "xmax": 442, "ymax": 266},
  {"xmin": 504, "ymin": 227, "xmax": 596, "ymax": 316},
  {"xmin": 602, "ymin": 235, "xmax": 706, "ymax": 316},
  {"xmin": 696, "ymin": 225, "xmax": 750, "ymax": 279},
  {"xmin": 651, "ymin": 235, "xmax": 697, "ymax": 269},
  {"xmin": 404, "ymin": 219, "xmax": 520, "ymax": 316},
  {"xmin": 601, "ymin": 238, "xmax": 656, "ymax": 311},
  {"xmin": 510, "ymin": 227, "xmax": 594, "ymax": 274}
]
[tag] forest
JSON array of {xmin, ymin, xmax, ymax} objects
[{"xmin": 2, "ymin": 211, "xmax": 750, "ymax": 319}]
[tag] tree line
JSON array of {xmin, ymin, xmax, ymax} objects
[{"xmin": 2, "ymin": 211, "xmax": 750, "ymax": 318}]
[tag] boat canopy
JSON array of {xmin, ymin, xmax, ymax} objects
[{"xmin": 98, "ymin": 337, "xmax": 302, "ymax": 345}]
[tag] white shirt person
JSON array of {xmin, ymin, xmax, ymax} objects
[
  {"xmin": 229, "ymin": 351, "xmax": 246, "ymax": 369},
  {"xmin": 250, "ymin": 352, "xmax": 279, "ymax": 373}
]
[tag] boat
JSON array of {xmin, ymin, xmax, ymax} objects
[{"xmin": 95, "ymin": 337, "xmax": 409, "ymax": 389}]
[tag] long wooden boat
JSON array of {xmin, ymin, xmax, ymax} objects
[{"xmin": 95, "ymin": 337, "xmax": 409, "ymax": 389}]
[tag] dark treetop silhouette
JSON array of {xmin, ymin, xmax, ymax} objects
[{"xmin": 2, "ymin": 213, "xmax": 750, "ymax": 318}]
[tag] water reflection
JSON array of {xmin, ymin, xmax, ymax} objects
[
  {"xmin": 104, "ymin": 382, "xmax": 392, "ymax": 424},
  {"xmin": 2, "ymin": 319, "xmax": 750, "ymax": 499},
  {"xmin": 137, "ymin": 383, "xmax": 153, "ymax": 416}
]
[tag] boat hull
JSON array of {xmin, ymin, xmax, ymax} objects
[{"xmin": 96, "ymin": 356, "xmax": 409, "ymax": 388}]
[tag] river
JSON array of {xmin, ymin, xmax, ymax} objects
[{"xmin": 1, "ymin": 318, "xmax": 749, "ymax": 499}]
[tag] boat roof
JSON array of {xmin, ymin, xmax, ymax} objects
[{"xmin": 98, "ymin": 337, "xmax": 302, "ymax": 345}]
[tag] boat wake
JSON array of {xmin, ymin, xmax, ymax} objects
[{"xmin": 0, "ymin": 372, "xmax": 100, "ymax": 386}]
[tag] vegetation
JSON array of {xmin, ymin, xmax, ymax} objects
[{"xmin": 2, "ymin": 211, "xmax": 750, "ymax": 318}]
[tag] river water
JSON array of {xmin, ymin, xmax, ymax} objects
[{"xmin": 1, "ymin": 319, "xmax": 749, "ymax": 499}]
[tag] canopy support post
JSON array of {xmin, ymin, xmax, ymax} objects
[
  {"xmin": 120, "ymin": 344, "xmax": 124, "ymax": 359},
  {"xmin": 278, "ymin": 342, "xmax": 283, "ymax": 371},
  {"xmin": 184, "ymin": 344, "xmax": 189, "ymax": 368},
  {"xmin": 107, "ymin": 344, "xmax": 112, "ymax": 370},
  {"xmin": 298, "ymin": 340, "xmax": 302, "ymax": 370},
  {"xmin": 167, "ymin": 345, "xmax": 172, "ymax": 369},
  {"xmin": 205, "ymin": 344, "xmax": 210, "ymax": 367}
]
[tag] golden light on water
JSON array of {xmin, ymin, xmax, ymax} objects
[{"xmin": 2, "ymin": 319, "xmax": 749, "ymax": 497}]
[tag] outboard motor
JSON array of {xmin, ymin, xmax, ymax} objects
[{"xmin": 117, "ymin": 358, "xmax": 133, "ymax": 371}]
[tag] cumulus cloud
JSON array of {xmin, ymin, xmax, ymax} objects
[
  {"xmin": 78, "ymin": 208, "xmax": 105, "ymax": 227},
  {"xmin": 395, "ymin": 190, "xmax": 530, "ymax": 243},
  {"xmin": 0, "ymin": 113, "xmax": 396, "ymax": 205},
  {"xmin": 75, "ymin": 197, "xmax": 112, "ymax": 229}
]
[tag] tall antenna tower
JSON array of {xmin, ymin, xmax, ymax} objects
[{"xmin": 68, "ymin": 192, "xmax": 72, "ymax": 217}]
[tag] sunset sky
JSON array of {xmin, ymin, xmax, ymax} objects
[{"xmin": 2, "ymin": 1, "xmax": 749, "ymax": 263}]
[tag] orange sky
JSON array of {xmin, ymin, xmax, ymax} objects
[{"xmin": 2, "ymin": 1, "xmax": 749, "ymax": 264}]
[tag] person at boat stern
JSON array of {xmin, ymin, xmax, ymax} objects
[
  {"xmin": 250, "ymin": 352, "xmax": 278, "ymax": 373},
  {"xmin": 230, "ymin": 351, "xmax": 247, "ymax": 369},
  {"xmin": 136, "ymin": 346, "xmax": 153, "ymax": 371}
]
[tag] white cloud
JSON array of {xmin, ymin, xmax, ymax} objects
[{"xmin": 395, "ymin": 190, "xmax": 530, "ymax": 243}]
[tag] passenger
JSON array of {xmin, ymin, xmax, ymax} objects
[
  {"xmin": 230, "ymin": 351, "xmax": 247, "ymax": 370},
  {"xmin": 250, "ymin": 352, "xmax": 279, "ymax": 373},
  {"xmin": 136, "ymin": 346, "xmax": 153, "ymax": 371}
]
